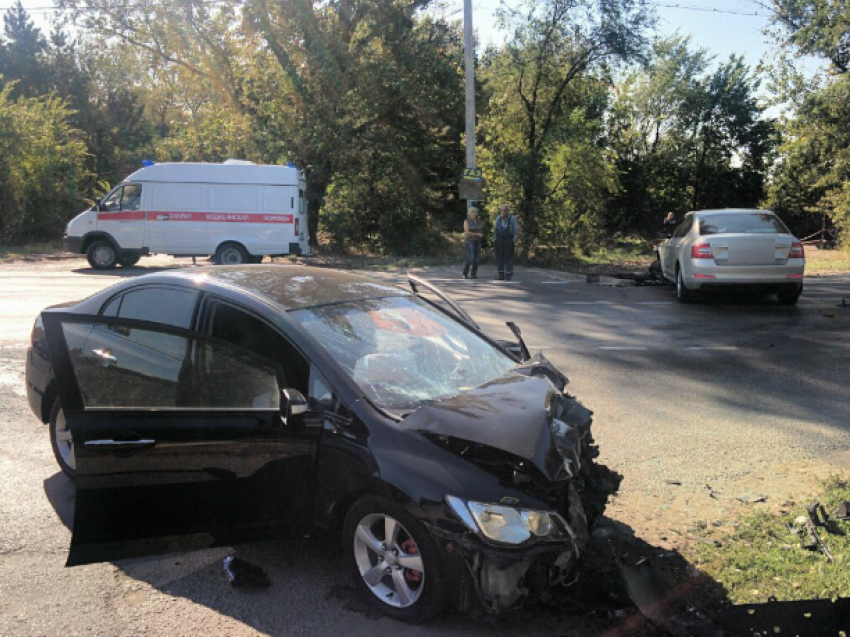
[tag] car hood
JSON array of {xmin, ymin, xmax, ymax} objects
[{"xmin": 403, "ymin": 362, "xmax": 592, "ymax": 483}]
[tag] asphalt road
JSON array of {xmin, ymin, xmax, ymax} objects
[{"xmin": 1, "ymin": 256, "xmax": 848, "ymax": 636}]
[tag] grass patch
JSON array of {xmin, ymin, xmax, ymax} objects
[
  {"xmin": 805, "ymin": 248, "xmax": 850, "ymax": 275},
  {"xmin": 688, "ymin": 475, "xmax": 850, "ymax": 604},
  {"xmin": 0, "ymin": 240, "xmax": 64, "ymax": 259}
]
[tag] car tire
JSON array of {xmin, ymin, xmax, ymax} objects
[
  {"xmin": 342, "ymin": 496, "xmax": 446, "ymax": 623},
  {"xmin": 778, "ymin": 290, "xmax": 801, "ymax": 306},
  {"xmin": 676, "ymin": 266, "xmax": 694, "ymax": 303},
  {"xmin": 86, "ymin": 240, "xmax": 118, "ymax": 270},
  {"xmin": 214, "ymin": 242, "xmax": 249, "ymax": 265},
  {"xmin": 118, "ymin": 254, "xmax": 141, "ymax": 268},
  {"xmin": 48, "ymin": 398, "xmax": 76, "ymax": 481}
]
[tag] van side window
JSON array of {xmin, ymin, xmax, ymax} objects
[
  {"xmin": 206, "ymin": 301, "xmax": 309, "ymax": 396},
  {"xmin": 121, "ymin": 184, "xmax": 142, "ymax": 211},
  {"xmin": 117, "ymin": 287, "xmax": 199, "ymax": 328},
  {"xmin": 101, "ymin": 185, "xmax": 143, "ymax": 213},
  {"xmin": 101, "ymin": 187, "xmax": 123, "ymax": 212}
]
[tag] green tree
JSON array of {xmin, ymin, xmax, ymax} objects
[
  {"xmin": 0, "ymin": 1, "xmax": 48, "ymax": 98},
  {"xmin": 0, "ymin": 79, "xmax": 90, "ymax": 243},
  {"xmin": 607, "ymin": 37, "xmax": 774, "ymax": 233},
  {"xmin": 477, "ymin": 0, "xmax": 653, "ymax": 254}
]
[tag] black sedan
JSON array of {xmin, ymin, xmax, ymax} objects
[{"xmin": 25, "ymin": 265, "xmax": 616, "ymax": 622}]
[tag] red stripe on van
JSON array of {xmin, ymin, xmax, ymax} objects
[
  {"xmin": 97, "ymin": 211, "xmax": 146, "ymax": 220},
  {"xmin": 145, "ymin": 212, "xmax": 294, "ymax": 223}
]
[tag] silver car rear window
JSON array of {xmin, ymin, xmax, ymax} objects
[{"xmin": 699, "ymin": 213, "xmax": 788, "ymax": 235}]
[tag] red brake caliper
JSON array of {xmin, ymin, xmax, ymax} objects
[{"xmin": 401, "ymin": 538, "xmax": 422, "ymax": 583}]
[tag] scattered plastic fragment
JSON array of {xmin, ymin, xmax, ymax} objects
[{"xmin": 223, "ymin": 555, "xmax": 271, "ymax": 588}]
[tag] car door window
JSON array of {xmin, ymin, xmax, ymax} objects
[
  {"xmin": 117, "ymin": 287, "xmax": 198, "ymax": 328},
  {"xmin": 673, "ymin": 215, "xmax": 692, "ymax": 238},
  {"xmin": 205, "ymin": 301, "xmax": 309, "ymax": 396},
  {"xmin": 62, "ymin": 320, "xmax": 279, "ymax": 410}
]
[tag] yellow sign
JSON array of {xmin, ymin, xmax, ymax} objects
[{"xmin": 462, "ymin": 167, "xmax": 483, "ymax": 181}]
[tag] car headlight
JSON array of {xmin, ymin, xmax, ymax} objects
[{"xmin": 445, "ymin": 495, "xmax": 567, "ymax": 545}]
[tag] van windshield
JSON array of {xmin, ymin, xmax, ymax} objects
[{"xmin": 291, "ymin": 296, "xmax": 516, "ymax": 412}]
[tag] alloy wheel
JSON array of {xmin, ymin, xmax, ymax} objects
[
  {"xmin": 54, "ymin": 408, "xmax": 75, "ymax": 471},
  {"xmin": 352, "ymin": 513, "xmax": 425, "ymax": 608}
]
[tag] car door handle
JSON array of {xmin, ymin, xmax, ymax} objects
[
  {"xmin": 91, "ymin": 348, "xmax": 117, "ymax": 367},
  {"xmin": 85, "ymin": 439, "xmax": 156, "ymax": 450}
]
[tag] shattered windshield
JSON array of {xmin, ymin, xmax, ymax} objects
[{"xmin": 291, "ymin": 296, "xmax": 516, "ymax": 412}]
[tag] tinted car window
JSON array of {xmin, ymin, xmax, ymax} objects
[
  {"xmin": 118, "ymin": 287, "xmax": 198, "ymax": 328},
  {"xmin": 207, "ymin": 301, "xmax": 309, "ymax": 395},
  {"xmin": 673, "ymin": 215, "xmax": 692, "ymax": 238},
  {"xmin": 699, "ymin": 212, "xmax": 788, "ymax": 235},
  {"xmin": 63, "ymin": 321, "xmax": 279, "ymax": 410}
]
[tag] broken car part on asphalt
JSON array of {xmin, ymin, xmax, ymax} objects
[{"xmin": 223, "ymin": 555, "xmax": 271, "ymax": 588}]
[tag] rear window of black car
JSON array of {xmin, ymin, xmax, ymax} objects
[
  {"xmin": 699, "ymin": 213, "xmax": 788, "ymax": 236},
  {"xmin": 102, "ymin": 287, "xmax": 198, "ymax": 329}
]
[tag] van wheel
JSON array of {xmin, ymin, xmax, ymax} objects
[
  {"xmin": 118, "ymin": 254, "xmax": 141, "ymax": 267},
  {"xmin": 49, "ymin": 398, "xmax": 76, "ymax": 480},
  {"xmin": 214, "ymin": 242, "xmax": 249, "ymax": 265},
  {"xmin": 343, "ymin": 496, "xmax": 445, "ymax": 623},
  {"xmin": 86, "ymin": 240, "xmax": 118, "ymax": 270}
]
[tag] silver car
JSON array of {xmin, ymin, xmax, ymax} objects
[{"xmin": 658, "ymin": 209, "xmax": 805, "ymax": 304}]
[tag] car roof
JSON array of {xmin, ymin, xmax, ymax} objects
[
  {"xmin": 167, "ymin": 265, "xmax": 409, "ymax": 311},
  {"xmin": 692, "ymin": 208, "xmax": 775, "ymax": 216}
]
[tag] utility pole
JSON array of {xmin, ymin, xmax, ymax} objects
[{"xmin": 463, "ymin": 0, "xmax": 476, "ymax": 209}]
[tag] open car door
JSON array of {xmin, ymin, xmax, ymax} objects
[{"xmin": 43, "ymin": 311, "xmax": 293, "ymax": 566}]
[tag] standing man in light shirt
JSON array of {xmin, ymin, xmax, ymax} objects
[
  {"xmin": 462, "ymin": 207, "xmax": 483, "ymax": 279},
  {"xmin": 493, "ymin": 203, "xmax": 518, "ymax": 281}
]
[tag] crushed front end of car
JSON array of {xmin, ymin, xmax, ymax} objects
[{"xmin": 405, "ymin": 354, "xmax": 622, "ymax": 614}]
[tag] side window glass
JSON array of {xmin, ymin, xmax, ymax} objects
[
  {"xmin": 118, "ymin": 287, "xmax": 198, "ymax": 328},
  {"xmin": 121, "ymin": 184, "xmax": 142, "ymax": 211},
  {"xmin": 62, "ymin": 321, "xmax": 279, "ymax": 410},
  {"xmin": 207, "ymin": 301, "xmax": 309, "ymax": 395},
  {"xmin": 308, "ymin": 366, "xmax": 336, "ymax": 412},
  {"xmin": 673, "ymin": 216, "xmax": 692, "ymax": 238},
  {"xmin": 101, "ymin": 187, "xmax": 123, "ymax": 212},
  {"xmin": 102, "ymin": 295, "xmax": 121, "ymax": 317}
]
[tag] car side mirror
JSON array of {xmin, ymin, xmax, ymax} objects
[
  {"xmin": 282, "ymin": 388, "xmax": 308, "ymax": 426},
  {"xmin": 93, "ymin": 198, "xmax": 102, "ymax": 211}
]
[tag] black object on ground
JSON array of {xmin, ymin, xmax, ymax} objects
[
  {"xmin": 718, "ymin": 596, "xmax": 850, "ymax": 636},
  {"xmin": 223, "ymin": 555, "xmax": 271, "ymax": 588},
  {"xmin": 832, "ymin": 501, "xmax": 850, "ymax": 520}
]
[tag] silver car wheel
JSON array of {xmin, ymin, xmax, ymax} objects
[
  {"xmin": 352, "ymin": 513, "xmax": 425, "ymax": 609},
  {"xmin": 53, "ymin": 408, "xmax": 75, "ymax": 470}
]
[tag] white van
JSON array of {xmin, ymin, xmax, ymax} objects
[{"xmin": 64, "ymin": 160, "xmax": 310, "ymax": 269}]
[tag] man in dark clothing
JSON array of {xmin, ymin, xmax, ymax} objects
[
  {"xmin": 493, "ymin": 204, "xmax": 519, "ymax": 281},
  {"xmin": 663, "ymin": 212, "xmax": 677, "ymax": 237}
]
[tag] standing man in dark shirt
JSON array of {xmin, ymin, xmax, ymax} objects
[
  {"xmin": 493, "ymin": 204, "xmax": 519, "ymax": 281},
  {"xmin": 663, "ymin": 212, "xmax": 677, "ymax": 237}
]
